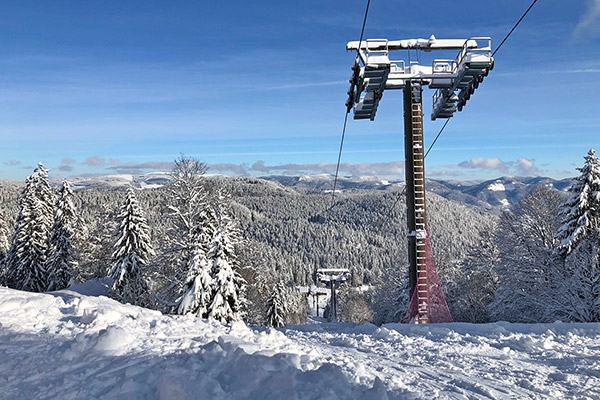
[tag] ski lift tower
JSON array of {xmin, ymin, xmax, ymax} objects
[
  {"xmin": 317, "ymin": 268, "xmax": 350, "ymax": 322},
  {"xmin": 345, "ymin": 36, "xmax": 493, "ymax": 323}
]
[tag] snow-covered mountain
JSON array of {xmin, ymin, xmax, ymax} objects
[
  {"xmin": 67, "ymin": 172, "xmax": 172, "ymax": 191},
  {"xmin": 60, "ymin": 172, "xmax": 572, "ymax": 211},
  {"xmin": 263, "ymin": 175, "xmax": 573, "ymax": 211},
  {"xmin": 1, "ymin": 286, "xmax": 598, "ymax": 399},
  {"xmin": 427, "ymin": 176, "xmax": 572, "ymax": 211}
]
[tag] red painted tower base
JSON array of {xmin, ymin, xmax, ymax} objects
[{"xmin": 402, "ymin": 228, "xmax": 453, "ymax": 324}]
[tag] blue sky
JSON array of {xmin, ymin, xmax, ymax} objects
[{"xmin": 0, "ymin": 0, "xmax": 599, "ymax": 181}]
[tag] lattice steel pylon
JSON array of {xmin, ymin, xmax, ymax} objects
[{"xmin": 345, "ymin": 36, "xmax": 494, "ymax": 323}]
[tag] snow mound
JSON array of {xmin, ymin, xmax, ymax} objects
[
  {"xmin": 0, "ymin": 288, "xmax": 393, "ymax": 399},
  {"xmin": 1, "ymin": 287, "xmax": 599, "ymax": 399}
]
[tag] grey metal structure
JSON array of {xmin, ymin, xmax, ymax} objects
[
  {"xmin": 316, "ymin": 268, "xmax": 350, "ymax": 322},
  {"xmin": 346, "ymin": 36, "xmax": 494, "ymax": 121},
  {"xmin": 345, "ymin": 36, "xmax": 493, "ymax": 317}
]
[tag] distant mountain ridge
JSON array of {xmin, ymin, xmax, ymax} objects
[
  {"xmin": 262, "ymin": 175, "xmax": 573, "ymax": 212},
  {"xmin": 63, "ymin": 172, "xmax": 572, "ymax": 211}
]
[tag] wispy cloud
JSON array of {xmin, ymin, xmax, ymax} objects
[
  {"xmin": 4, "ymin": 160, "xmax": 21, "ymax": 166},
  {"xmin": 428, "ymin": 170, "xmax": 463, "ymax": 178},
  {"xmin": 575, "ymin": 0, "xmax": 600, "ymax": 37},
  {"xmin": 82, "ymin": 156, "xmax": 106, "ymax": 167},
  {"xmin": 61, "ymin": 157, "xmax": 76, "ymax": 165},
  {"xmin": 208, "ymin": 160, "xmax": 405, "ymax": 178},
  {"xmin": 207, "ymin": 163, "xmax": 249, "ymax": 176},
  {"xmin": 107, "ymin": 161, "xmax": 174, "ymax": 174}
]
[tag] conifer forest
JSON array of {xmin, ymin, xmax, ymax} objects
[{"xmin": 1, "ymin": 150, "xmax": 599, "ymax": 327}]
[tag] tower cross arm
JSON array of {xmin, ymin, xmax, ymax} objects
[{"xmin": 346, "ymin": 37, "xmax": 484, "ymax": 52}]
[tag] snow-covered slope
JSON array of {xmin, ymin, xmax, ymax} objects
[
  {"xmin": 58, "ymin": 172, "xmax": 572, "ymax": 212},
  {"xmin": 1, "ymin": 287, "xmax": 599, "ymax": 399},
  {"xmin": 264, "ymin": 175, "xmax": 572, "ymax": 211},
  {"xmin": 68, "ymin": 172, "xmax": 172, "ymax": 191}
]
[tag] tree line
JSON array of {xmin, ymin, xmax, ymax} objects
[
  {"xmin": 1, "ymin": 149, "xmax": 598, "ymax": 325},
  {"xmin": 0, "ymin": 156, "xmax": 247, "ymax": 324}
]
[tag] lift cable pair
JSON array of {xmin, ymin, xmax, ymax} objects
[{"xmin": 330, "ymin": 0, "xmax": 371, "ymax": 210}]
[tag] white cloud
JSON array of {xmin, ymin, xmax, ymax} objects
[
  {"xmin": 451, "ymin": 157, "xmax": 539, "ymax": 177},
  {"xmin": 458, "ymin": 157, "xmax": 510, "ymax": 172},
  {"xmin": 515, "ymin": 158, "xmax": 539, "ymax": 176},
  {"xmin": 575, "ymin": 0, "xmax": 600, "ymax": 37}
]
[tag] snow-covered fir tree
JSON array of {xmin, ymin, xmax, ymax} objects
[
  {"xmin": 0, "ymin": 213, "xmax": 10, "ymax": 266},
  {"xmin": 108, "ymin": 187, "xmax": 155, "ymax": 305},
  {"xmin": 3, "ymin": 163, "xmax": 54, "ymax": 292},
  {"xmin": 542, "ymin": 149, "xmax": 600, "ymax": 322},
  {"xmin": 265, "ymin": 281, "xmax": 287, "ymax": 327},
  {"xmin": 556, "ymin": 149, "xmax": 600, "ymax": 255},
  {"xmin": 207, "ymin": 190, "xmax": 246, "ymax": 323},
  {"xmin": 168, "ymin": 155, "xmax": 218, "ymax": 315},
  {"xmin": 78, "ymin": 201, "xmax": 118, "ymax": 281},
  {"xmin": 559, "ymin": 232, "xmax": 600, "ymax": 322},
  {"xmin": 490, "ymin": 185, "xmax": 563, "ymax": 322},
  {"xmin": 177, "ymin": 245, "xmax": 214, "ymax": 317},
  {"xmin": 337, "ymin": 287, "xmax": 373, "ymax": 324},
  {"xmin": 448, "ymin": 229, "xmax": 500, "ymax": 323},
  {"xmin": 46, "ymin": 180, "xmax": 81, "ymax": 291},
  {"xmin": 285, "ymin": 285, "xmax": 309, "ymax": 324}
]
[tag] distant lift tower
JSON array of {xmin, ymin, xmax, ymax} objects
[
  {"xmin": 317, "ymin": 268, "xmax": 350, "ymax": 322},
  {"xmin": 345, "ymin": 36, "xmax": 493, "ymax": 323}
]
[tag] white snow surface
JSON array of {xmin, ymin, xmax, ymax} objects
[
  {"xmin": 487, "ymin": 181, "xmax": 516, "ymax": 192},
  {"xmin": 1, "ymin": 287, "xmax": 599, "ymax": 400},
  {"xmin": 487, "ymin": 182, "xmax": 505, "ymax": 192}
]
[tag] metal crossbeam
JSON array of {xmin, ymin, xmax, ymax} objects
[{"xmin": 346, "ymin": 36, "xmax": 493, "ymax": 121}]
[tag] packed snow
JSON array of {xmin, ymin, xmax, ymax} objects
[{"xmin": 1, "ymin": 286, "xmax": 599, "ymax": 399}]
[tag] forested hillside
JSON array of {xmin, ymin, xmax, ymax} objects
[
  {"xmin": 3, "ymin": 153, "xmax": 599, "ymax": 327},
  {"xmin": 0, "ymin": 175, "xmax": 493, "ymax": 319}
]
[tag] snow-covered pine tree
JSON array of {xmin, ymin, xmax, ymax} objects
[
  {"xmin": 0, "ymin": 214, "xmax": 11, "ymax": 285},
  {"xmin": 207, "ymin": 189, "xmax": 246, "ymax": 323},
  {"xmin": 556, "ymin": 149, "xmax": 600, "ymax": 255},
  {"xmin": 490, "ymin": 185, "xmax": 563, "ymax": 322},
  {"xmin": 337, "ymin": 287, "xmax": 373, "ymax": 324},
  {"xmin": 3, "ymin": 163, "xmax": 54, "ymax": 292},
  {"xmin": 78, "ymin": 201, "xmax": 118, "ymax": 281},
  {"xmin": 108, "ymin": 187, "xmax": 155, "ymax": 305},
  {"xmin": 0, "ymin": 213, "xmax": 10, "ymax": 266},
  {"xmin": 557, "ymin": 232, "xmax": 600, "ymax": 322},
  {"xmin": 46, "ymin": 179, "xmax": 81, "ymax": 291},
  {"xmin": 167, "ymin": 155, "xmax": 211, "ymax": 253},
  {"xmin": 449, "ymin": 228, "xmax": 500, "ymax": 323},
  {"xmin": 177, "ymin": 245, "xmax": 214, "ymax": 317},
  {"xmin": 168, "ymin": 155, "xmax": 217, "ymax": 315},
  {"xmin": 265, "ymin": 281, "xmax": 287, "ymax": 327},
  {"xmin": 284, "ymin": 285, "xmax": 309, "ymax": 324}
]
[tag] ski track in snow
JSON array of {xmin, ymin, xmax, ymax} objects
[{"xmin": 1, "ymin": 287, "xmax": 599, "ymax": 400}]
